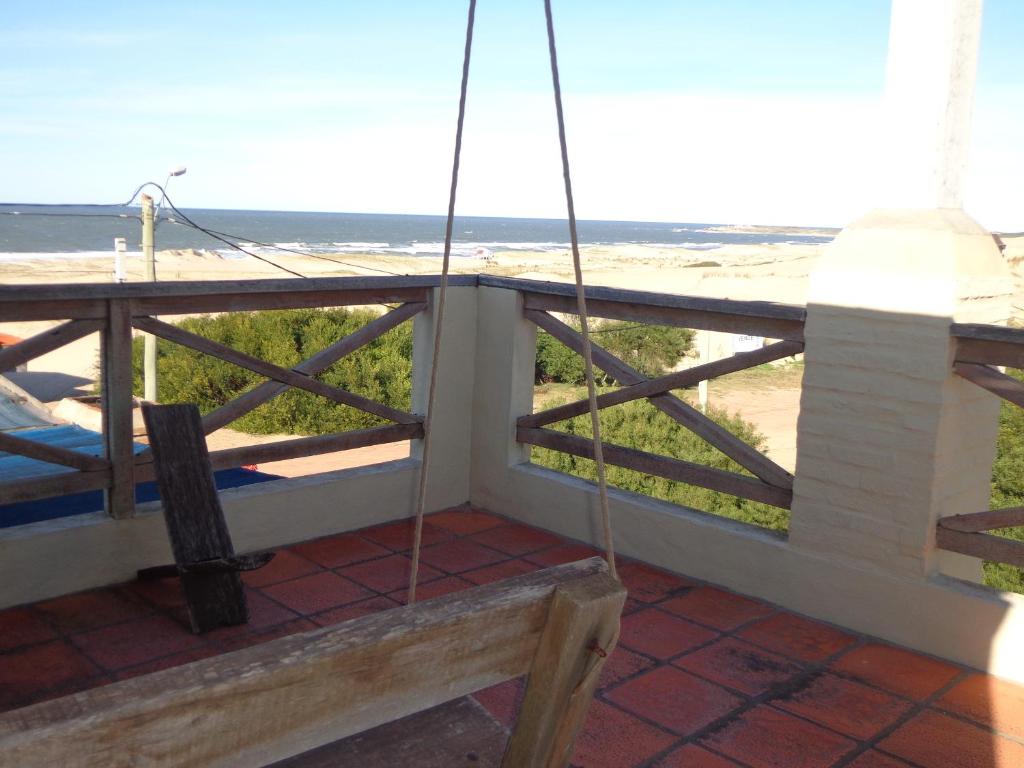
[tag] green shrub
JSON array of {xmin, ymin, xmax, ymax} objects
[
  {"xmin": 535, "ymin": 320, "xmax": 694, "ymax": 385},
  {"xmin": 986, "ymin": 368, "xmax": 1024, "ymax": 593},
  {"xmin": 531, "ymin": 396, "xmax": 788, "ymax": 531},
  {"xmin": 132, "ymin": 308, "xmax": 413, "ymax": 435}
]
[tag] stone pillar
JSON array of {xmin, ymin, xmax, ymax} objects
[
  {"xmin": 411, "ymin": 285, "xmax": 478, "ymax": 511},
  {"xmin": 789, "ymin": 0, "xmax": 1012, "ymax": 581}
]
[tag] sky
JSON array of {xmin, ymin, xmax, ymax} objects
[{"xmin": 0, "ymin": 0, "xmax": 1021, "ymax": 229}]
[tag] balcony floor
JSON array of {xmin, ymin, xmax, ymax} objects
[{"xmin": 1, "ymin": 506, "xmax": 1022, "ymax": 767}]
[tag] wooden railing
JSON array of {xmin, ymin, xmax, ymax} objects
[
  {"xmin": 491, "ymin": 276, "xmax": 806, "ymax": 511},
  {"xmin": 0, "ymin": 276, "xmax": 476, "ymax": 519},
  {"xmin": 941, "ymin": 324, "xmax": 1024, "ymax": 567}
]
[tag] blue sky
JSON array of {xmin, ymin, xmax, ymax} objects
[{"xmin": 1, "ymin": 1, "xmax": 1021, "ymax": 228}]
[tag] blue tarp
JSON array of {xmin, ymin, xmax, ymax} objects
[{"xmin": 0, "ymin": 425, "xmax": 281, "ymax": 528}]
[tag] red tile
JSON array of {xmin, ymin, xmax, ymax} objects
[
  {"xmin": 70, "ymin": 614, "xmax": 205, "ymax": 671},
  {"xmin": 619, "ymin": 608, "xmax": 718, "ymax": 660},
  {"xmin": 606, "ymin": 666, "xmax": 742, "ymax": 735},
  {"xmin": 599, "ymin": 646, "xmax": 657, "ymax": 688},
  {"xmin": 115, "ymin": 646, "xmax": 220, "ymax": 681},
  {"xmin": 241, "ymin": 550, "xmax": 322, "ymax": 587},
  {"xmin": 388, "ymin": 575, "xmax": 474, "ymax": 603},
  {"xmin": 124, "ymin": 577, "xmax": 186, "ymax": 610},
  {"xmin": 216, "ymin": 618, "xmax": 318, "ymax": 653},
  {"xmin": 418, "ymin": 539, "xmax": 507, "ymax": 574},
  {"xmin": 701, "ymin": 705, "xmax": 856, "ymax": 768},
  {"xmin": 34, "ymin": 589, "xmax": 153, "ymax": 634},
  {"xmin": 261, "ymin": 571, "xmax": 374, "ymax": 615},
  {"xmin": 358, "ymin": 519, "xmax": 453, "ymax": 551},
  {"xmin": 937, "ymin": 672, "xmax": 1024, "ymax": 740},
  {"xmin": 310, "ymin": 596, "xmax": 400, "ymax": 627},
  {"xmin": 653, "ymin": 744, "xmax": 742, "ymax": 768},
  {"xmin": 661, "ymin": 587, "xmax": 773, "ymax": 631},
  {"xmin": 469, "ymin": 523, "xmax": 564, "ymax": 556},
  {"xmin": 571, "ymin": 699, "xmax": 677, "ymax": 767},
  {"xmin": 473, "ymin": 678, "xmax": 525, "ymax": 728},
  {"xmin": 0, "ymin": 606, "xmax": 58, "ymax": 651},
  {"xmin": 288, "ymin": 534, "xmax": 390, "ymax": 569},
  {"xmin": 771, "ymin": 673, "xmax": 911, "ymax": 740},
  {"xmin": 462, "ymin": 558, "xmax": 542, "ymax": 585},
  {"xmin": 427, "ymin": 507, "xmax": 505, "ymax": 535},
  {"xmin": 0, "ymin": 640, "xmax": 100, "ymax": 708},
  {"xmin": 203, "ymin": 591, "xmax": 299, "ymax": 640},
  {"xmin": 338, "ymin": 554, "xmax": 443, "ymax": 594},
  {"xmin": 832, "ymin": 643, "xmax": 961, "ymax": 700},
  {"xmin": 617, "ymin": 561, "xmax": 695, "ymax": 604},
  {"xmin": 524, "ymin": 542, "xmax": 603, "ymax": 567},
  {"xmin": 879, "ymin": 709, "xmax": 1024, "ymax": 768},
  {"xmin": 673, "ymin": 637, "xmax": 803, "ymax": 697},
  {"xmin": 738, "ymin": 613, "xmax": 856, "ymax": 663},
  {"xmin": 848, "ymin": 752, "xmax": 915, "ymax": 768}
]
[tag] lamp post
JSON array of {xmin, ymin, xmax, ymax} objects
[{"xmin": 155, "ymin": 166, "xmax": 187, "ymax": 222}]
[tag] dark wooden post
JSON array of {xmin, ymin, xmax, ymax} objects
[{"xmin": 102, "ymin": 298, "xmax": 136, "ymax": 519}]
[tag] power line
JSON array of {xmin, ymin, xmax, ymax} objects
[{"xmin": 0, "ymin": 210, "xmax": 136, "ymax": 220}]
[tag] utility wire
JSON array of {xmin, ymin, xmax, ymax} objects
[{"xmin": 0, "ymin": 210, "xmax": 136, "ymax": 220}]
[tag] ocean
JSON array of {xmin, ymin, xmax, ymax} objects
[{"xmin": 0, "ymin": 205, "xmax": 834, "ymax": 259}]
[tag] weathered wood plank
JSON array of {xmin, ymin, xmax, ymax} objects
[
  {"xmin": 502, "ymin": 572, "xmax": 625, "ymax": 767},
  {"xmin": 519, "ymin": 426, "xmax": 792, "ymax": 508},
  {"xmin": 0, "ymin": 300, "xmax": 107, "ymax": 323},
  {"xmin": 134, "ymin": 423, "xmax": 420, "ymax": 479},
  {"xmin": 133, "ymin": 316, "xmax": 419, "ymax": 425},
  {"xmin": 526, "ymin": 310, "xmax": 794, "ymax": 489},
  {"xmin": 936, "ymin": 527, "xmax": 1024, "ymax": 567},
  {"xmin": 938, "ymin": 508, "xmax": 1024, "ymax": 533},
  {"xmin": 0, "ymin": 319, "xmax": 105, "ymax": 373},
  {"xmin": 201, "ymin": 301, "xmax": 425, "ymax": 433},
  {"xmin": 0, "ymin": 469, "xmax": 110, "ymax": 506},
  {"xmin": 521, "ymin": 340, "xmax": 803, "ymax": 428},
  {"xmin": 101, "ymin": 299, "xmax": 135, "ymax": 519},
  {"xmin": 523, "ymin": 292, "xmax": 804, "ymax": 340},
  {"xmin": 142, "ymin": 404, "xmax": 247, "ymax": 633},
  {"xmin": 0, "ymin": 558, "xmax": 609, "ymax": 768},
  {"xmin": 954, "ymin": 337, "xmax": 1024, "ymax": 370},
  {"xmin": 954, "ymin": 362, "xmax": 1024, "ymax": 408},
  {"xmin": 0, "ymin": 430, "xmax": 109, "ymax": 473},
  {"xmin": 133, "ymin": 288, "xmax": 430, "ymax": 317}
]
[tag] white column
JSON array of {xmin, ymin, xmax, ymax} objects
[{"xmin": 881, "ymin": 0, "xmax": 984, "ymax": 209}]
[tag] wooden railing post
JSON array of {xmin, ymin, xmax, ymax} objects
[{"xmin": 102, "ymin": 298, "xmax": 135, "ymax": 519}]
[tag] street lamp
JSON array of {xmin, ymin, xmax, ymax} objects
[{"xmin": 155, "ymin": 165, "xmax": 187, "ymax": 221}]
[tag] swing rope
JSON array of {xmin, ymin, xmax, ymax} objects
[{"xmin": 408, "ymin": 0, "xmax": 616, "ymax": 604}]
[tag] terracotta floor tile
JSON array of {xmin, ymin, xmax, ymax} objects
[
  {"xmin": 388, "ymin": 575, "xmax": 474, "ymax": 603},
  {"xmin": 701, "ymin": 705, "xmax": 855, "ymax": 768},
  {"xmin": 737, "ymin": 613, "xmax": 856, "ymax": 663},
  {"xmin": 653, "ymin": 744, "xmax": 742, "ymax": 768},
  {"xmin": 619, "ymin": 608, "xmax": 718, "ymax": 660},
  {"xmin": 847, "ymin": 751, "xmax": 915, "ymax": 768},
  {"xmin": 202, "ymin": 591, "xmax": 299, "ymax": 640},
  {"xmin": 288, "ymin": 534, "xmax": 390, "ymax": 569},
  {"xmin": 33, "ymin": 589, "xmax": 154, "ymax": 634},
  {"xmin": 599, "ymin": 646, "xmax": 657, "ymax": 689},
  {"xmin": 462, "ymin": 558, "xmax": 542, "ymax": 585},
  {"xmin": 114, "ymin": 646, "xmax": 221, "ymax": 681},
  {"xmin": 661, "ymin": 587, "xmax": 774, "ymax": 631},
  {"xmin": 673, "ymin": 637, "xmax": 803, "ymax": 697},
  {"xmin": 427, "ymin": 507, "xmax": 505, "ymax": 535},
  {"xmin": 524, "ymin": 543, "xmax": 603, "ymax": 567},
  {"xmin": 358, "ymin": 519, "xmax": 454, "ymax": 551},
  {"xmin": 937, "ymin": 673, "xmax": 1024, "ymax": 740},
  {"xmin": 417, "ymin": 539, "xmax": 508, "ymax": 574},
  {"xmin": 470, "ymin": 523, "xmax": 564, "ymax": 556},
  {"xmin": 0, "ymin": 640, "xmax": 100, "ymax": 708},
  {"xmin": 771, "ymin": 673, "xmax": 912, "ymax": 740},
  {"xmin": 310, "ymin": 596, "xmax": 400, "ymax": 627},
  {"xmin": 70, "ymin": 615, "xmax": 205, "ymax": 671},
  {"xmin": 338, "ymin": 554, "xmax": 443, "ymax": 594},
  {"xmin": 262, "ymin": 571, "xmax": 374, "ymax": 615},
  {"xmin": 123, "ymin": 577, "xmax": 186, "ymax": 610},
  {"xmin": 606, "ymin": 666, "xmax": 742, "ymax": 736},
  {"xmin": 570, "ymin": 699, "xmax": 677, "ymax": 767},
  {"xmin": 832, "ymin": 642, "xmax": 961, "ymax": 700},
  {"xmin": 879, "ymin": 709, "xmax": 1024, "ymax": 768},
  {"xmin": 241, "ymin": 550, "xmax": 322, "ymax": 587},
  {"xmin": 616, "ymin": 561, "xmax": 695, "ymax": 604},
  {"xmin": 216, "ymin": 618, "xmax": 318, "ymax": 653},
  {"xmin": 473, "ymin": 677, "xmax": 525, "ymax": 728},
  {"xmin": 0, "ymin": 606, "xmax": 58, "ymax": 651}
]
